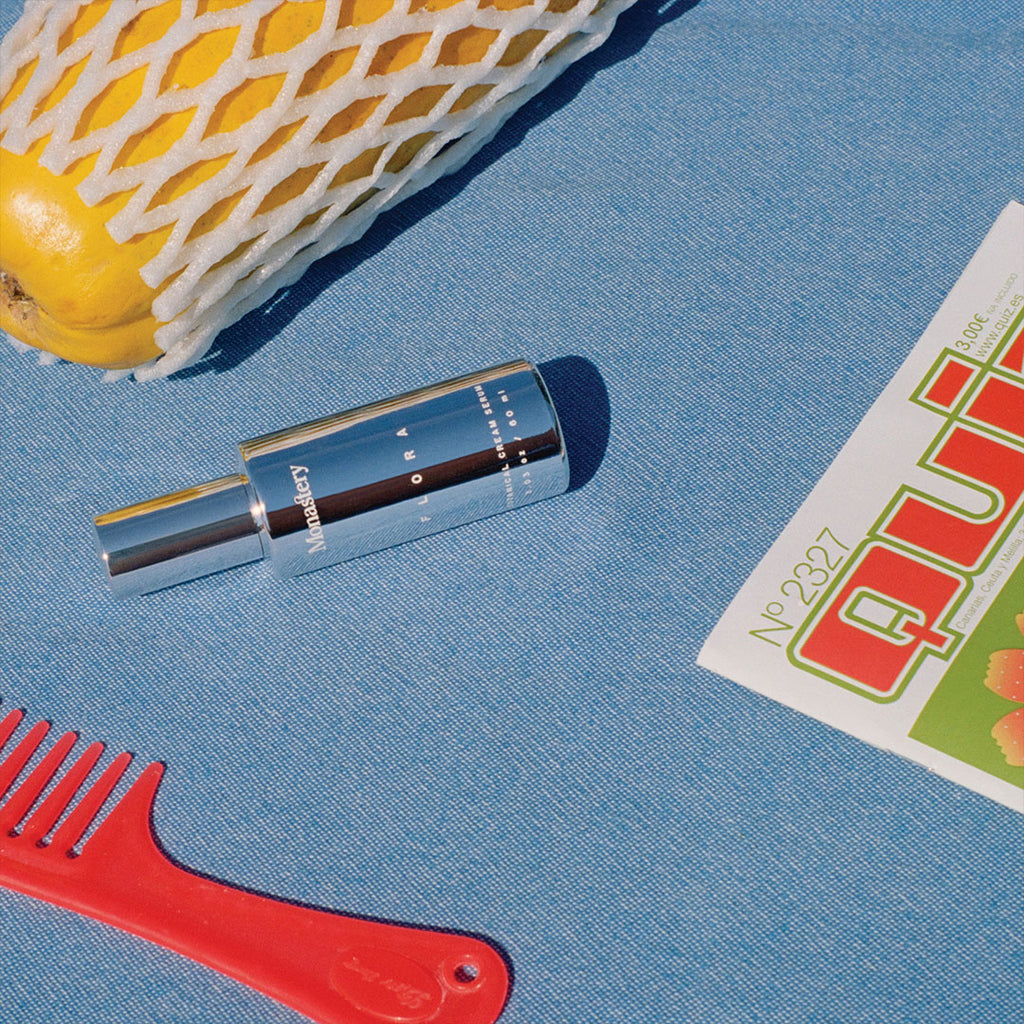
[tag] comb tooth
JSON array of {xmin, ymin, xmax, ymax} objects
[
  {"xmin": 49, "ymin": 751, "xmax": 133, "ymax": 854},
  {"xmin": 20, "ymin": 741, "xmax": 105, "ymax": 846},
  {"xmin": 0, "ymin": 731, "xmax": 77, "ymax": 834},
  {"xmin": 0, "ymin": 720, "xmax": 50, "ymax": 802},
  {"xmin": 0, "ymin": 709, "xmax": 24, "ymax": 752}
]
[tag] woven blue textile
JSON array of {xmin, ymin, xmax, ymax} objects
[{"xmin": 1, "ymin": 2, "xmax": 1022, "ymax": 1022}]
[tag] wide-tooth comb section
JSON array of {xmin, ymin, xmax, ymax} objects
[
  {"xmin": 49, "ymin": 750, "xmax": 133, "ymax": 855},
  {"xmin": 0, "ymin": 730, "xmax": 77, "ymax": 835},
  {"xmin": 20, "ymin": 741, "xmax": 105, "ymax": 846},
  {"xmin": 0, "ymin": 712, "xmax": 139, "ymax": 853},
  {"xmin": 0, "ymin": 718, "xmax": 50, "ymax": 801},
  {"xmin": 0, "ymin": 708, "xmax": 24, "ymax": 751}
]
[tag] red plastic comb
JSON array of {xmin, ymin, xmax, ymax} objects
[{"xmin": 0, "ymin": 708, "xmax": 510, "ymax": 1024}]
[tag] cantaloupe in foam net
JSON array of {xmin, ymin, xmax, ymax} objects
[{"xmin": 0, "ymin": 0, "xmax": 635, "ymax": 379}]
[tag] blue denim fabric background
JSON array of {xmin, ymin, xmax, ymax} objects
[{"xmin": 2, "ymin": 2, "xmax": 1022, "ymax": 1022}]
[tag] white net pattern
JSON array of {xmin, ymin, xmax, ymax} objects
[{"xmin": 1, "ymin": 0, "xmax": 636, "ymax": 378}]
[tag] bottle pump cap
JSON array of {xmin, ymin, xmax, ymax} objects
[{"xmin": 95, "ymin": 474, "xmax": 263, "ymax": 598}]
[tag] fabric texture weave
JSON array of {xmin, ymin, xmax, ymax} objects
[{"xmin": 1, "ymin": 1, "xmax": 1022, "ymax": 1023}]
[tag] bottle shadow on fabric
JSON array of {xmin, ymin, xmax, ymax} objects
[
  {"xmin": 180, "ymin": 0, "xmax": 704, "ymax": 378},
  {"xmin": 539, "ymin": 355, "xmax": 611, "ymax": 492}
]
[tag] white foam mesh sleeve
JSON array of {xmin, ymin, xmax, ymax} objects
[{"xmin": 1, "ymin": 0, "xmax": 637, "ymax": 379}]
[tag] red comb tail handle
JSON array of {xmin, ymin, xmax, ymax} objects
[{"xmin": 2, "ymin": 750, "xmax": 510, "ymax": 1024}]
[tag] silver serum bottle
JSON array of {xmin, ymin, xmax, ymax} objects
[{"xmin": 95, "ymin": 360, "xmax": 569, "ymax": 597}]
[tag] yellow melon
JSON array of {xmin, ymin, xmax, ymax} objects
[{"xmin": 0, "ymin": 0, "xmax": 633, "ymax": 378}]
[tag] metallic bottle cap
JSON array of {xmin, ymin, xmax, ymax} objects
[{"xmin": 95, "ymin": 474, "xmax": 263, "ymax": 598}]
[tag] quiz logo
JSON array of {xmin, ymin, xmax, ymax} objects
[{"xmin": 789, "ymin": 317, "xmax": 1024, "ymax": 701}]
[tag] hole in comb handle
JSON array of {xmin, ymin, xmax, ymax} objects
[
  {"xmin": 453, "ymin": 962, "xmax": 480, "ymax": 984},
  {"xmin": 439, "ymin": 952, "xmax": 491, "ymax": 996}
]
